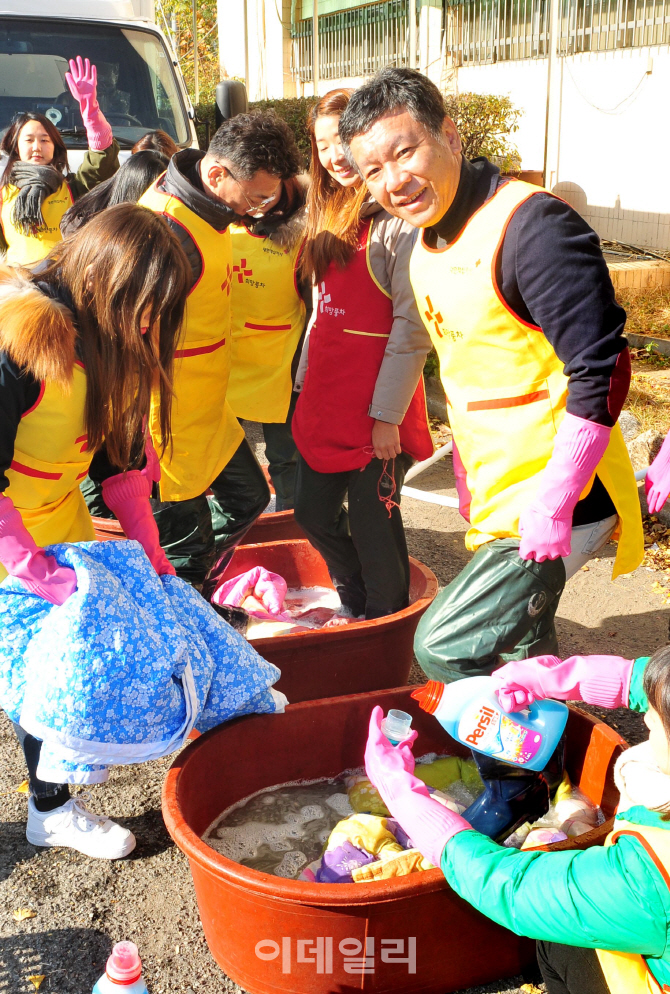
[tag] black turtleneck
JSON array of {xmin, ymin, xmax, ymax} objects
[
  {"xmin": 425, "ymin": 156, "xmax": 496, "ymax": 247},
  {"xmin": 426, "ymin": 156, "xmax": 625, "ymax": 525}
]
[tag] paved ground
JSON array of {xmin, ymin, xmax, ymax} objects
[{"xmin": 0, "ymin": 434, "xmax": 659, "ymax": 994}]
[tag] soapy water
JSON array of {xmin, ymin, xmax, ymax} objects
[
  {"xmin": 246, "ymin": 586, "xmax": 357, "ymax": 640},
  {"xmin": 204, "ymin": 776, "xmax": 358, "ymax": 877},
  {"xmin": 203, "ymin": 760, "xmax": 480, "ymax": 878}
]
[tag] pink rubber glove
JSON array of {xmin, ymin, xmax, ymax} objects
[
  {"xmin": 452, "ymin": 440, "xmax": 471, "ymax": 522},
  {"xmin": 212, "ymin": 567, "xmax": 292, "ymax": 620},
  {"xmin": 491, "ymin": 653, "xmax": 634, "ymax": 713},
  {"xmin": 364, "ymin": 706, "xmax": 471, "ymax": 866},
  {"xmin": 0, "ymin": 495, "xmax": 77, "ymax": 605},
  {"xmin": 102, "ymin": 457, "xmax": 175, "ymax": 577},
  {"xmin": 65, "ymin": 56, "xmax": 113, "ymax": 151},
  {"xmin": 518, "ymin": 413, "xmax": 611, "ymax": 562},
  {"xmin": 645, "ymin": 432, "xmax": 670, "ymax": 514}
]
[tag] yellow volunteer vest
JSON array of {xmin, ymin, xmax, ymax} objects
[
  {"xmin": 1, "ymin": 181, "xmax": 72, "ymax": 267},
  {"xmin": 0, "ymin": 361, "xmax": 94, "ymax": 582},
  {"xmin": 409, "ymin": 179, "xmax": 643, "ymax": 579},
  {"xmin": 226, "ymin": 223, "xmax": 305, "ymax": 423},
  {"xmin": 139, "ymin": 183, "xmax": 244, "ymax": 501},
  {"xmin": 596, "ymin": 820, "xmax": 670, "ymax": 994}
]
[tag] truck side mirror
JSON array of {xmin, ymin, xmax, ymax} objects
[{"xmin": 215, "ymin": 81, "xmax": 248, "ymax": 128}]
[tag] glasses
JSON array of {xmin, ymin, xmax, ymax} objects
[{"xmin": 225, "ymin": 165, "xmax": 281, "ymax": 217}]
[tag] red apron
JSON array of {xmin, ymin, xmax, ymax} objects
[{"xmin": 293, "ymin": 219, "xmax": 433, "ymax": 473}]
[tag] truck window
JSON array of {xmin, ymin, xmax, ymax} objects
[{"xmin": 0, "ymin": 18, "xmax": 190, "ymax": 147}]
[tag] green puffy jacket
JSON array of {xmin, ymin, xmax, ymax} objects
[{"xmin": 440, "ymin": 656, "xmax": 670, "ymax": 989}]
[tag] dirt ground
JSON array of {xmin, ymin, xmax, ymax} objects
[{"xmin": 0, "ymin": 434, "xmax": 662, "ymax": 994}]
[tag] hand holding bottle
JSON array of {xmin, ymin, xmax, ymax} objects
[{"xmin": 491, "ymin": 654, "xmax": 634, "ymax": 713}]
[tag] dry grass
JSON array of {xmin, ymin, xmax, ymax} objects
[
  {"xmin": 618, "ymin": 286, "xmax": 670, "ymax": 339},
  {"xmin": 626, "ymin": 361, "xmax": 670, "ymax": 434}
]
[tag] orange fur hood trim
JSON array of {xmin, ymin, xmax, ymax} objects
[{"xmin": 0, "ymin": 264, "xmax": 75, "ymax": 389}]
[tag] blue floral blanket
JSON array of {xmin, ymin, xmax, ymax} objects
[{"xmin": 0, "ymin": 541, "xmax": 284, "ymax": 784}]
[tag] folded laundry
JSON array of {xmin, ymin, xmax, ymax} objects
[{"xmin": 0, "ymin": 540, "xmax": 285, "ymax": 785}]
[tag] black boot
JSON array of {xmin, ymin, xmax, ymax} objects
[
  {"xmin": 462, "ymin": 751, "xmax": 551, "ymax": 843},
  {"xmin": 330, "ymin": 569, "xmax": 367, "ymax": 618}
]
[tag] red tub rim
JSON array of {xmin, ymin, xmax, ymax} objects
[{"xmin": 162, "ymin": 692, "xmax": 626, "ymax": 907}]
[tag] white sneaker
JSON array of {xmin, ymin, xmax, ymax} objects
[{"xmin": 26, "ymin": 796, "xmax": 136, "ymax": 859}]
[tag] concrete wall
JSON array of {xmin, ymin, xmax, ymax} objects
[{"xmin": 458, "ymin": 47, "xmax": 670, "ymax": 251}]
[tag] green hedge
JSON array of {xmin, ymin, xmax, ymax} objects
[
  {"xmin": 249, "ymin": 97, "xmax": 319, "ymax": 164},
  {"xmin": 195, "ymin": 96, "xmax": 318, "ymax": 158},
  {"xmin": 198, "ymin": 91, "xmax": 520, "ymax": 171}
]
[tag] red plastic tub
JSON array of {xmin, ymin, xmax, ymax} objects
[
  {"xmin": 219, "ymin": 540, "xmax": 438, "ymax": 703},
  {"xmin": 162, "ymin": 686, "xmax": 626, "ymax": 994},
  {"xmin": 245, "ymin": 510, "xmax": 305, "ymax": 544},
  {"xmin": 91, "ymin": 510, "xmax": 305, "ymax": 545},
  {"xmin": 91, "ymin": 516, "xmax": 125, "ymax": 541}
]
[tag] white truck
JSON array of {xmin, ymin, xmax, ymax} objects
[{"xmin": 0, "ymin": 0, "xmax": 199, "ymax": 166}]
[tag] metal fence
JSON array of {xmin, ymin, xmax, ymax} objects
[
  {"xmin": 559, "ymin": 0, "xmax": 670, "ymax": 53},
  {"xmin": 291, "ymin": 0, "xmax": 417, "ymax": 82},
  {"xmin": 291, "ymin": 0, "xmax": 670, "ymax": 80},
  {"xmin": 445, "ymin": 0, "xmax": 670, "ymax": 64}
]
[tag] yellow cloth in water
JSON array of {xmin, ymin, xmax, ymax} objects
[
  {"xmin": 352, "ymin": 847, "xmax": 434, "ymax": 882},
  {"xmin": 553, "ymin": 771, "xmax": 573, "ymax": 803},
  {"xmin": 346, "ymin": 757, "xmax": 482, "ymax": 816},
  {"xmin": 326, "ymin": 813, "xmax": 404, "ymax": 858},
  {"xmin": 415, "ymin": 756, "xmax": 483, "ymax": 796}
]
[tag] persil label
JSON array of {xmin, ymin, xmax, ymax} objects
[{"xmin": 457, "ymin": 699, "xmax": 542, "ymax": 765}]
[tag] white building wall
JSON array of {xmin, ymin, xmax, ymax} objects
[
  {"xmin": 458, "ymin": 59, "xmax": 547, "ymax": 171},
  {"xmin": 457, "ymin": 47, "xmax": 670, "ymax": 250}
]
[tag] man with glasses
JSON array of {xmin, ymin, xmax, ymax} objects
[{"xmin": 137, "ymin": 114, "xmax": 303, "ymax": 591}]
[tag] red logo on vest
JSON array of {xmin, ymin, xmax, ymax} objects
[
  {"xmin": 424, "ymin": 295, "xmax": 444, "ymax": 338},
  {"xmin": 221, "ymin": 263, "xmax": 233, "ymax": 296},
  {"xmin": 233, "ymin": 258, "xmax": 253, "ymax": 283}
]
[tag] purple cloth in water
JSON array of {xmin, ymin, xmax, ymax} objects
[
  {"xmin": 316, "ymin": 841, "xmax": 377, "ymax": 883},
  {"xmin": 385, "ymin": 818, "xmax": 413, "ymax": 850}
]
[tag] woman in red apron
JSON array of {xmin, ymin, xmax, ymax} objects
[{"xmin": 292, "ymin": 89, "xmax": 433, "ymax": 620}]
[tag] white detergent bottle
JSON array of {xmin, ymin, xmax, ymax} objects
[
  {"xmin": 412, "ymin": 676, "xmax": 568, "ymax": 772},
  {"xmin": 93, "ymin": 942, "xmax": 148, "ymax": 994}
]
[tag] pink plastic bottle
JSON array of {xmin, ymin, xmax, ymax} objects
[{"xmin": 92, "ymin": 942, "xmax": 148, "ymax": 993}]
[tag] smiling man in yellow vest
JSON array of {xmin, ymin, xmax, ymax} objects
[
  {"xmin": 138, "ymin": 115, "xmax": 303, "ymax": 590},
  {"xmin": 339, "ymin": 68, "xmax": 644, "ymax": 683}
]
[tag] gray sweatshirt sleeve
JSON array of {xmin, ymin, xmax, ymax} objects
[{"xmin": 367, "ymin": 212, "xmax": 433, "ymax": 424}]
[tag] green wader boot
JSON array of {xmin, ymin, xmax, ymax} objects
[{"xmin": 414, "ymin": 538, "xmax": 566, "ymax": 684}]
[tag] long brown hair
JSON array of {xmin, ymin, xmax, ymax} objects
[
  {"xmin": 0, "ymin": 113, "xmax": 69, "ymax": 188},
  {"xmin": 131, "ymin": 129, "xmax": 179, "ymax": 159},
  {"xmin": 40, "ymin": 203, "xmax": 191, "ymax": 469},
  {"xmin": 300, "ymin": 89, "xmax": 368, "ymax": 284}
]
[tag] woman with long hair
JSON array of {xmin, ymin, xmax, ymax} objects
[
  {"xmin": 0, "ymin": 203, "xmax": 191, "ymax": 858},
  {"xmin": 131, "ymin": 128, "xmax": 179, "ymax": 159},
  {"xmin": 0, "ymin": 58, "xmax": 119, "ymax": 266},
  {"xmin": 292, "ymin": 89, "xmax": 433, "ymax": 620},
  {"xmin": 60, "ymin": 149, "xmax": 169, "ymax": 236}
]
